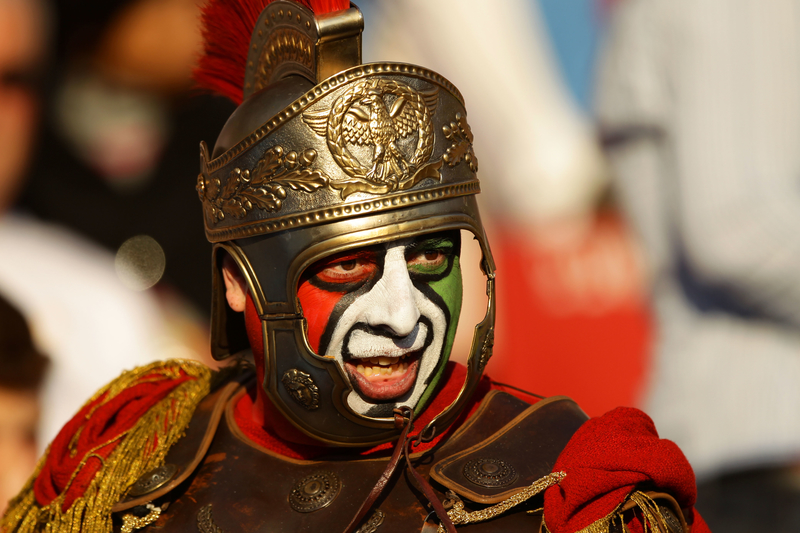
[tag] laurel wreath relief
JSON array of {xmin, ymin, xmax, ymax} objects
[
  {"xmin": 443, "ymin": 113, "xmax": 478, "ymax": 173},
  {"xmin": 197, "ymin": 146, "xmax": 329, "ymax": 222}
]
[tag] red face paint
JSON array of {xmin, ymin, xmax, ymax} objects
[
  {"xmin": 244, "ymin": 294, "xmax": 265, "ymax": 387},
  {"xmin": 297, "ymin": 249, "xmax": 379, "ymax": 352}
]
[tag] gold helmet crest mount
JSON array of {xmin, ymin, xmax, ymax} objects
[{"xmin": 243, "ymin": 1, "xmax": 364, "ymax": 97}]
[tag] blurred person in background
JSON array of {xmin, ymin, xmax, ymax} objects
[
  {"xmin": 17, "ymin": 0, "xmax": 235, "ymax": 314},
  {"xmin": 0, "ymin": 0, "xmax": 44, "ymax": 214},
  {"xmin": 598, "ymin": 0, "xmax": 800, "ymax": 529},
  {"xmin": 0, "ymin": 0, "xmax": 204, "ymax": 461},
  {"xmin": 362, "ymin": 0, "xmax": 651, "ymax": 415},
  {"xmin": 0, "ymin": 295, "xmax": 48, "ymax": 514}
]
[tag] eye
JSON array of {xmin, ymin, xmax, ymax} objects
[
  {"xmin": 408, "ymin": 249, "xmax": 446, "ymax": 269},
  {"xmin": 314, "ymin": 255, "xmax": 377, "ymax": 285}
]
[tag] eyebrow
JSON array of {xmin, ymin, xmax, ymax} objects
[
  {"xmin": 409, "ymin": 236, "xmax": 454, "ymax": 248},
  {"xmin": 404, "ymin": 233, "xmax": 458, "ymax": 252}
]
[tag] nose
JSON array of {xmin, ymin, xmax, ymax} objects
[{"xmin": 363, "ymin": 247, "xmax": 420, "ymax": 337}]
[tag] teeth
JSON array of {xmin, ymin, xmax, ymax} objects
[
  {"xmin": 364, "ymin": 354, "xmax": 410, "ymax": 366},
  {"xmin": 355, "ymin": 360, "xmax": 412, "ymax": 377}
]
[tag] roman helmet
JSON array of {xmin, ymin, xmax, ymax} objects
[{"xmin": 196, "ymin": 0, "xmax": 495, "ymax": 446}]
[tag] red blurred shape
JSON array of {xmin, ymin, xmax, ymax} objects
[
  {"xmin": 487, "ymin": 214, "xmax": 652, "ymax": 416},
  {"xmin": 195, "ymin": 0, "xmax": 350, "ymax": 104}
]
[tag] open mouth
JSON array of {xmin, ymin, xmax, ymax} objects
[{"xmin": 344, "ymin": 352, "xmax": 421, "ymax": 401}]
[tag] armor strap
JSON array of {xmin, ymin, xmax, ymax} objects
[
  {"xmin": 618, "ymin": 491, "xmax": 689, "ymax": 533},
  {"xmin": 340, "ymin": 407, "xmax": 431, "ymax": 533}
]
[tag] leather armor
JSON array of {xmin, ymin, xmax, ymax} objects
[
  {"xmin": 112, "ymin": 371, "xmax": 589, "ymax": 533},
  {"xmin": 1, "ymin": 362, "xmax": 694, "ymax": 533}
]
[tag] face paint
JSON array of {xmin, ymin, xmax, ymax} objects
[{"xmin": 297, "ymin": 231, "xmax": 462, "ymax": 417}]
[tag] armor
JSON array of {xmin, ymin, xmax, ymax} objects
[
  {"xmin": 1, "ymin": 1, "xmax": 711, "ymax": 532},
  {"xmin": 111, "ymin": 372, "xmax": 592, "ymax": 533}
]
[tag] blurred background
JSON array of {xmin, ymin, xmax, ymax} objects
[{"xmin": 1, "ymin": 0, "xmax": 798, "ymax": 528}]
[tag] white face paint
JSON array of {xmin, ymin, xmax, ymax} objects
[{"xmin": 324, "ymin": 242, "xmax": 448, "ymax": 417}]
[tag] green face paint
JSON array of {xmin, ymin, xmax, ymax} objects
[
  {"xmin": 300, "ymin": 230, "xmax": 463, "ymax": 418},
  {"xmin": 417, "ymin": 254, "xmax": 462, "ymax": 411}
]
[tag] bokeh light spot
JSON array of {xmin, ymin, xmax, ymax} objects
[{"xmin": 115, "ymin": 235, "xmax": 166, "ymax": 291}]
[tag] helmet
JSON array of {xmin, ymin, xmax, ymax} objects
[{"xmin": 196, "ymin": 0, "xmax": 495, "ymax": 447}]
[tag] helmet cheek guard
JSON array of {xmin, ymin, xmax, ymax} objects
[{"xmin": 199, "ymin": 1, "xmax": 496, "ymax": 446}]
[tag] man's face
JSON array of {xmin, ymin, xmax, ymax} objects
[
  {"xmin": 297, "ymin": 231, "xmax": 462, "ymax": 417},
  {"xmin": 0, "ymin": 0, "xmax": 43, "ymax": 212}
]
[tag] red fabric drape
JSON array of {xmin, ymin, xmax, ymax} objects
[
  {"xmin": 34, "ymin": 371, "xmax": 193, "ymax": 511},
  {"xmin": 544, "ymin": 407, "xmax": 711, "ymax": 533}
]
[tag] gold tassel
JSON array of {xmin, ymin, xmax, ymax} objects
[
  {"xmin": 627, "ymin": 491, "xmax": 671, "ymax": 533},
  {"xmin": 436, "ymin": 471, "xmax": 566, "ymax": 533},
  {"xmin": 542, "ymin": 490, "xmax": 674, "ymax": 533},
  {"xmin": 542, "ymin": 503, "xmax": 625, "ymax": 533},
  {"xmin": 1, "ymin": 360, "xmax": 212, "ymax": 533}
]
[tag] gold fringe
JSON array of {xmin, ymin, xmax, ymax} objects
[
  {"xmin": 627, "ymin": 492, "xmax": 671, "ymax": 533},
  {"xmin": 1, "ymin": 360, "xmax": 212, "ymax": 533},
  {"xmin": 436, "ymin": 471, "xmax": 566, "ymax": 533},
  {"xmin": 120, "ymin": 504, "xmax": 161, "ymax": 533},
  {"xmin": 542, "ymin": 490, "xmax": 673, "ymax": 533}
]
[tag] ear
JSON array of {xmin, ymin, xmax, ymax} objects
[{"xmin": 221, "ymin": 254, "xmax": 247, "ymax": 312}]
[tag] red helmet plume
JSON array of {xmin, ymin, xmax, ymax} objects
[{"xmin": 195, "ymin": 0, "xmax": 350, "ymax": 104}]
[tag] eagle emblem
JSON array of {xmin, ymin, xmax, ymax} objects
[{"xmin": 302, "ymin": 78, "xmax": 443, "ymax": 198}]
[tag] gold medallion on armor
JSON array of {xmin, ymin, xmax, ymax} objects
[
  {"xmin": 289, "ymin": 471, "xmax": 341, "ymax": 512},
  {"xmin": 462, "ymin": 458, "xmax": 518, "ymax": 488},
  {"xmin": 282, "ymin": 368, "xmax": 321, "ymax": 410}
]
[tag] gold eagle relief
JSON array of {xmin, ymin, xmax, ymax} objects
[{"xmin": 302, "ymin": 78, "xmax": 443, "ymax": 198}]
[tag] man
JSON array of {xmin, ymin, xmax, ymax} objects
[
  {"xmin": 2, "ymin": 1, "xmax": 710, "ymax": 532},
  {"xmin": 0, "ymin": 0, "xmax": 43, "ymax": 213},
  {"xmin": 597, "ymin": 0, "xmax": 800, "ymax": 529}
]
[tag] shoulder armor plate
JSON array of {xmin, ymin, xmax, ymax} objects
[
  {"xmin": 431, "ymin": 395, "xmax": 589, "ymax": 504},
  {"xmin": 112, "ymin": 374, "xmax": 242, "ymax": 512}
]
